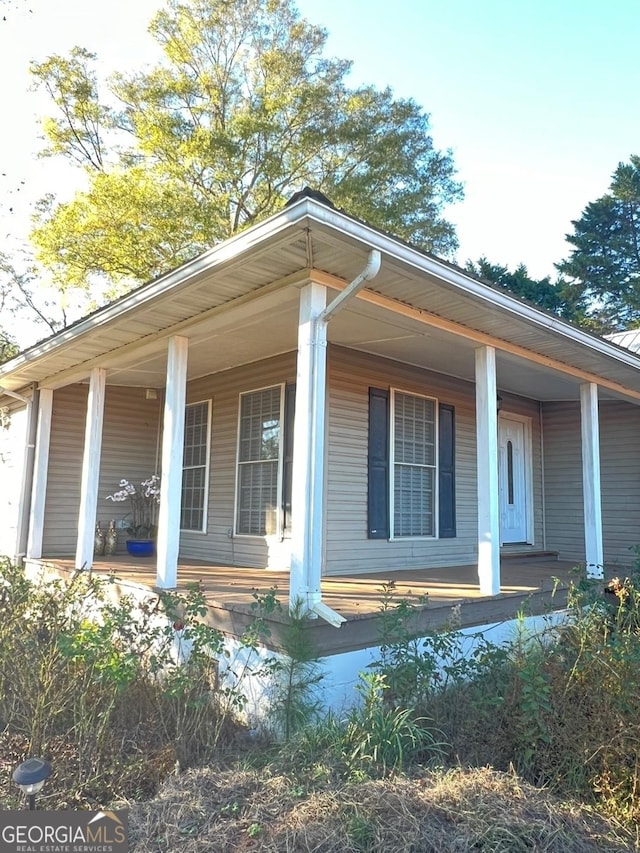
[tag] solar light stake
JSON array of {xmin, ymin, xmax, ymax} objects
[{"xmin": 12, "ymin": 757, "xmax": 52, "ymax": 810}]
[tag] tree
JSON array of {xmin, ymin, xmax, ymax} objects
[
  {"xmin": 466, "ymin": 258, "xmax": 589, "ymax": 326},
  {"xmin": 0, "ymin": 254, "xmax": 70, "ymax": 362},
  {"xmin": 30, "ymin": 0, "xmax": 462, "ymax": 298},
  {"xmin": 557, "ymin": 156, "xmax": 640, "ymax": 332}
]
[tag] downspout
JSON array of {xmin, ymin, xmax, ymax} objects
[
  {"xmin": 306, "ymin": 249, "xmax": 381, "ymax": 627},
  {"xmin": 318, "ymin": 250, "xmax": 382, "ymax": 324},
  {"xmin": 0, "ymin": 385, "xmax": 38, "ymax": 564}
]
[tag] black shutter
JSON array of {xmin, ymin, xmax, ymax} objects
[
  {"xmin": 282, "ymin": 383, "xmax": 295, "ymax": 535},
  {"xmin": 368, "ymin": 387, "xmax": 390, "ymax": 539},
  {"xmin": 438, "ymin": 403, "xmax": 456, "ymax": 538}
]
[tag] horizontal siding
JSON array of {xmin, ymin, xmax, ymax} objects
[
  {"xmin": 599, "ymin": 402, "xmax": 640, "ymax": 568},
  {"xmin": 542, "ymin": 402, "xmax": 585, "ymax": 563},
  {"xmin": 324, "ymin": 347, "xmax": 544, "ymax": 575},
  {"xmin": 543, "ymin": 400, "xmax": 640, "ymax": 570},
  {"xmin": 42, "ymin": 386, "xmax": 86, "ymax": 555},
  {"xmin": 43, "ymin": 386, "xmax": 161, "ymax": 556},
  {"xmin": 181, "ymin": 352, "xmax": 297, "ymax": 568}
]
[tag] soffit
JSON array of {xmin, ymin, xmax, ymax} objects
[{"xmin": 1, "ymin": 200, "xmax": 640, "ymax": 403}]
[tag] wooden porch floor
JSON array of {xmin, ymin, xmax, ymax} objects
[{"xmin": 37, "ymin": 554, "xmax": 585, "ymax": 656}]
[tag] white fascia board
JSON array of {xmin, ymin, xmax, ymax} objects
[
  {"xmin": 3, "ymin": 196, "xmax": 640, "ymax": 382},
  {"xmin": 299, "ymin": 204, "xmax": 640, "ymax": 373},
  {"xmin": 0, "ymin": 201, "xmax": 317, "ymax": 380}
]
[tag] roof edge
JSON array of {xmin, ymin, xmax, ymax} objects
[{"xmin": 2, "ymin": 195, "xmax": 640, "ymax": 381}]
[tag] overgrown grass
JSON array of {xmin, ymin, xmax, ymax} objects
[
  {"xmin": 3, "ymin": 557, "xmax": 640, "ymax": 849},
  {"xmin": 0, "ymin": 557, "xmax": 277, "ymax": 806},
  {"xmin": 366, "ymin": 573, "xmax": 640, "ymax": 829}
]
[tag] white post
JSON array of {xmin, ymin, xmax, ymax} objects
[
  {"xmin": 26, "ymin": 388, "xmax": 53, "ymax": 560},
  {"xmin": 290, "ymin": 282, "xmax": 327, "ymax": 612},
  {"xmin": 580, "ymin": 382, "xmax": 604, "ymax": 578},
  {"xmin": 75, "ymin": 368, "xmax": 106, "ymax": 570},
  {"xmin": 156, "ymin": 335, "xmax": 189, "ymax": 589},
  {"xmin": 475, "ymin": 346, "xmax": 500, "ymax": 595},
  {"xmin": 14, "ymin": 388, "xmax": 38, "ymax": 562}
]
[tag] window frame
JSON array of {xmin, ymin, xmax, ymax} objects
[
  {"xmin": 180, "ymin": 399, "xmax": 212, "ymax": 534},
  {"xmin": 389, "ymin": 387, "xmax": 439, "ymax": 540},
  {"xmin": 233, "ymin": 383, "xmax": 285, "ymax": 538}
]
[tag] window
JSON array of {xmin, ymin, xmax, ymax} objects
[
  {"xmin": 181, "ymin": 400, "xmax": 211, "ymax": 531},
  {"xmin": 368, "ymin": 387, "xmax": 455, "ymax": 540},
  {"xmin": 236, "ymin": 385, "xmax": 283, "ymax": 536},
  {"xmin": 391, "ymin": 390, "xmax": 437, "ymax": 537}
]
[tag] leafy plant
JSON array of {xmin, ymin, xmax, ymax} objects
[
  {"xmin": 0, "ymin": 559, "xmax": 277, "ymax": 804},
  {"xmin": 343, "ymin": 672, "xmax": 445, "ymax": 776},
  {"xmin": 265, "ymin": 598, "xmax": 325, "ymax": 741},
  {"xmin": 370, "ymin": 581, "xmax": 509, "ymax": 712}
]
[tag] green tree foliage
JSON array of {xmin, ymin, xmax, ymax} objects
[
  {"xmin": 557, "ymin": 156, "xmax": 640, "ymax": 331},
  {"xmin": 466, "ymin": 258, "xmax": 588, "ymax": 326},
  {"xmin": 30, "ymin": 0, "xmax": 462, "ymax": 298}
]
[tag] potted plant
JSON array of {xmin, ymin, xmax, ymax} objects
[{"xmin": 105, "ymin": 475, "xmax": 161, "ymax": 557}]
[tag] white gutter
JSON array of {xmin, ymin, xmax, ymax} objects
[
  {"xmin": 2, "ymin": 196, "xmax": 640, "ymax": 387},
  {"xmin": 297, "ymin": 203, "xmax": 640, "ymax": 374},
  {"xmin": 306, "ymin": 249, "xmax": 381, "ymax": 627}
]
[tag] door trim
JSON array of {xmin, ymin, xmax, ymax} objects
[{"xmin": 498, "ymin": 412, "xmax": 534, "ymax": 545}]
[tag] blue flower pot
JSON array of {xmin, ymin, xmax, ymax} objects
[{"xmin": 125, "ymin": 539, "xmax": 156, "ymax": 558}]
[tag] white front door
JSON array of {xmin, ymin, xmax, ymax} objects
[{"xmin": 498, "ymin": 416, "xmax": 529, "ymax": 544}]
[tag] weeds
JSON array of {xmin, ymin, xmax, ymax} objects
[
  {"xmin": 5, "ymin": 554, "xmax": 640, "ymax": 837},
  {"xmin": 344, "ymin": 673, "xmax": 446, "ymax": 775},
  {"xmin": 0, "ymin": 559, "xmax": 275, "ymax": 805}
]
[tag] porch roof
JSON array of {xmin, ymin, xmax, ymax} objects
[{"xmin": 3, "ymin": 196, "xmax": 640, "ymax": 404}]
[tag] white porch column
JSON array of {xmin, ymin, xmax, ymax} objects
[
  {"xmin": 26, "ymin": 388, "xmax": 53, "ymax": 560},
  {"xmin": 580, "ymin": 382, "xmax": 604, "ymax": 578},
  {"xmin": 14, "ymin": 388, "xmax": 38, "ymax": 562},
  {"xmin": 156, "ymin": 335, "xmax": 189, "ymax": 589},
  {"xmin": 75, "ymin": 369, "xmax": 106, "ymax": 570},
  {"xmin": 290, "ymin": 282, "xmax": 327, "ymax": 613},
  {"xmin": 475, "ymin": 346, "xmax": 501, "ymax": 595}
]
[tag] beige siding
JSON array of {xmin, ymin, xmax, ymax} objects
[
  {"xmin": 40, "ymin": 348, "xmax": 552, "ymax": 576},
  {"xmin": 600, "ymin": 402, "xmax": 640, "ymax": 567},
  {"xmin": 42, "ymin": 386, "xmax": 86, "ymax": 555},
  {"xmin": 323, "ymin": 347, "xmax": 545, "ymax": 575},
  {"xmin": 543, "ymin": 400, "xmax": 640, "ymax": 570},
  {"xmin": 182, "ymin": 353, "xmax": 297, "ymax": 568},
  {"xmin": 0, "ymin": 404, "xmax": 28, "ymax": 558},
  {"xmin": 43, "ymin": 385, "xmax": 161, "ymax": 555},
  {"xmin": 541, "ymin": 402, "xmax": 585, "ymax": 563}
]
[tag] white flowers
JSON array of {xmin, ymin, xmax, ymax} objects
[{"xmin": 106, "ymin": 475, "xmax": 160, "ymax": 538}]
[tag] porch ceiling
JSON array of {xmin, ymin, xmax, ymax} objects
[{"xmin": 2, "ymin": 199, "xmax": 640, "ymax": 404}]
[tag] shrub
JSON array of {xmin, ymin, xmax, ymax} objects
[{"xmin": 0, "ymin": 558, "xmax": 274, "ymax": 806}]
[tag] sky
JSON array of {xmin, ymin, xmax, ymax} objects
[{"xmin": 1, "ymin": 0, "xmax": 639, "ymax": 341}]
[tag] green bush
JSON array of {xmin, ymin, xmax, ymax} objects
[{"xmin": 0, "ymin": 558, "xmax": 273, "ymax": 805}]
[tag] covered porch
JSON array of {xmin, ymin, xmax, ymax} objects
[
  {"xmin": 6, "ymin": 195, "xmax": 640, "ymax": 633},
  {"xmin": 27, "ymin": 553, "xmax": 583, "ymax": 656}
]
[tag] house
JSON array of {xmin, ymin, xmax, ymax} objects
[{"xmin": 2, "ymin": 190, "xmax": 640, "ymax": 692}]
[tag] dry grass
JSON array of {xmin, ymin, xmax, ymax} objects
[{"xmin": 126, "ymin": 765, "xmax": 634, "ymax": 852}]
